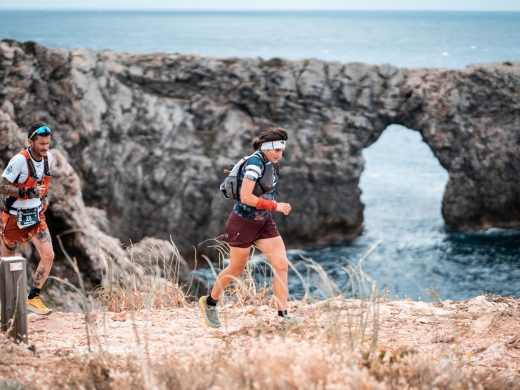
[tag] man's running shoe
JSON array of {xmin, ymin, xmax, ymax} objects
[
  {"xmin": 27, "ymin": 296, "xmax": 52, "ymax": 315},
  {"xmin": 199, "ymin": 296, "xmax": 221, "ymax": 328}
]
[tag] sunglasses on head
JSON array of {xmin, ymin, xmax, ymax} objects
[{"xmin": 29, "ymin": 126, "xmax": 52, "ymax": 139}]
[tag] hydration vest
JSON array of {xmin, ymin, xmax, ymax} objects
[
  {"xmin": 220, "ymin": 151, "xmax": 276, "ymax": 201},
  {"xmin": 4, "ymin": 149, "xmax": 52, "ymax": 212}
]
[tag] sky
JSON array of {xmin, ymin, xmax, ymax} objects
[{"xmin": 0, "ymin": 0, "xmax": 519, "ymax": 11}]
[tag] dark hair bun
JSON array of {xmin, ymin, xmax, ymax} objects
[{"xmin": 252, "ymin": 127, "xmax": 288, "ymax": 150}]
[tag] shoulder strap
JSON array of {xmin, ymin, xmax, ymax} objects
[
  {"xmin": 4, "ymin": 196, "xmax": 16, "ymax": 213},
  {"xmin": 255, "ymin": 151, "xmax": 266, "ymax": 175},
  {"xmin": 236, "ymin": 151, "xmax": 260, "ymax": 173},
  {"xmin": 20, "ymin": 149, "xmax": 38, "ymax": 180},
  {"xmin": 244, "ymin": 150, "xmax": 266, "ymax": 171},
  {"xmin": 245, "ymin": 150, "xmax": 263, "ymax": 161},
  {"xmin": 43, "ymin": 156, "xmax": 51, "ymax": 177},
  {"xmin": 11, "ymin": 171, "xmax": 22, "ymax": 184}
]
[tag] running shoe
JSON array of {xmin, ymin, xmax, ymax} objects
[
  {"xmin": 199, "ymin": 296, "xmax": 221, "ymax": 328},
  {"xmin": 27, "ymin": 296, "xmax": 52, "ymax": 315},
  {"xmin": 282, "ymin": 314, "xmax": 303, "ymax": 326}
]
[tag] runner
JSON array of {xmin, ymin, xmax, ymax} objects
[
  {"xmin": 200, "ymin": 127, "xmax": 297, "ymax": 328},
  {"xmin": 0, "ymin": 122, "xmax": 55, "ymax": 315}
]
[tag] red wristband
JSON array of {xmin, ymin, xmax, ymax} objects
[{"xmin": 256, "ymin": 198, "xmax": 277, "ymax": 211}]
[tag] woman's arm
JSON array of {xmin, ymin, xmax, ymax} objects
[
  {"xmin": 240, "ymin": 178, "xmax": 291, "ymax": 215},
  {"xmin": 239, "ymin": 178, "xmax": 261, "ymax": 207}
]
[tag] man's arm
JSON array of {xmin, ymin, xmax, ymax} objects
[
  {"xmin": 0, "ymin": 177, "xmax": 20, "ymax": 197},
  {"xmin": 41, "ymin": 196, "xmax": 49, "ymax": 213}
]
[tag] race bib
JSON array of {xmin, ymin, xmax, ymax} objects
[{"xmin": 16, "ymin": 208, "xmax": 40, "ymax": 229}]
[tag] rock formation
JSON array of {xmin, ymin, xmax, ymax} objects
[
  {"xmin": 1, "ymin": 39, "xmax": 519, "ymax": 266},
  {"xmin": 0, "ymin": 89, "xmax": 205, "ymax": 295}
]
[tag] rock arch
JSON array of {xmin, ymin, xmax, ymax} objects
[{"xmin": 1, "ymin": 40, "xmax": 519, "ymax": 260}]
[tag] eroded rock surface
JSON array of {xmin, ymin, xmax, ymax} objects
[
  {"xmin": 1, "ymin": 40, "xmax": 519, "ymax": 262},
  {"xmin": 0, "ymin": 96, "xmax": 205, "ymax": 295}
]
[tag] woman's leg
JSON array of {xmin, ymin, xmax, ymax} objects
[
  {"xmin": 210, "ymin": 246, "xmax": 251, "ymax": 300},
  {"xmin": 255, "ymin": 236, "xmax": 289, "ymax": 311}
]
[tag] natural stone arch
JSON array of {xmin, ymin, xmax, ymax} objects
[
  {"xmin": 1, "ymin": 40, "xmax": 519, "ymax": 262},
  {"xmin": 397, "ymin": 65, "xmax": 520, "ymax": 230}
]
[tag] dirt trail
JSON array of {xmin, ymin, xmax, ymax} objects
[{"xmin": 1, "ymin": 296, "xmax": 519, "ymax": 388}]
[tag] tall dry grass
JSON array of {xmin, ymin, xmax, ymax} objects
[
  {"xmin": 95, "ymin": 238, "xmax": 189, "ymax": 312},
  {"xmin": 39, "ymin": 236, "xmax": 494, "ymax": 390}
]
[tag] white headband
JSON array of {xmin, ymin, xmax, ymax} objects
[{"xmin": 260, "ymin": 140, "xmax": 286, "ymax": 151}]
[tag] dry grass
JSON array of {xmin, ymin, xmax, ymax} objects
[
  {"xmin": 96, "ymin": 276, "xmax": 186, "ymax": 313},
  {"xmin": 37, "ymin": 335, "xmax": 488, "ymax": 390},
  {"xmin": 94, "ymin": 240, "xmax": 189, "ymax": 312},
  {"xmin": 79, "ymin": 240, "xmax": 490, "ymax": 388},
  {"xmin": 7, "ymin": 238, "xmax": 513, "ymax": 389}
]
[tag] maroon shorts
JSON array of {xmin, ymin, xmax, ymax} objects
[{"xmin": 223, "ymin": 212, "xmax": 280, "ymax": 248}]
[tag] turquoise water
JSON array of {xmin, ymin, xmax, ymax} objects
[{"xmin": 1, "ymin": 11, "xmax": 519, "ymax": 299}]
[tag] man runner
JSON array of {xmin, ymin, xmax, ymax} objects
[{"xmin": 0, "ymin": 122, "xmax": 55, "ymax": 315}]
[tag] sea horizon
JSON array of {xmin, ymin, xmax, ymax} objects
[
  {"xmin": 1, "ymin": 9, "xmax": 520, "ymax": 12},
  {"xmin": 2, "ymin": 10, "xmax": 519, "ymax": 68}
]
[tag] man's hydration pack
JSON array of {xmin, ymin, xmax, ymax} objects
[
  {"xmin": 220, "ymin": 151, "xmax": 275, "ymax": 201},
  {"xmin": 4, "ymin": 149, "xmax": 52, "ymax": 213}
]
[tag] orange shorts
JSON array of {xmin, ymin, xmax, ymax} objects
[{"xmin": 1, "ymin": 211, "xmax": 48, "ymax": 248}]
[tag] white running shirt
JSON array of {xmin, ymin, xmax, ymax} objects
[{"xmin": 2, "ymin": 150, "xmax": 53, "ymax": 215}]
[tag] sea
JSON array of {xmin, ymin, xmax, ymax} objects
[{"xmin": 1, "ymin": 10, "xmax": 519, "ymax": 300}]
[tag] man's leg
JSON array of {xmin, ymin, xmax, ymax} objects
[
  {"xmin": 27, "ymin": 229, "xmax": 55, "ymax": 315},
  {"xmin": 0, "ymin": 212, "xmax": 17, "ymax": 256},
  {"xmin": 30, "ymin": 229, "xmax": 54, "ymax": 289},
  {"xmin": 1, "ymin": 241, "xmax": 17, "ymax": 256}
]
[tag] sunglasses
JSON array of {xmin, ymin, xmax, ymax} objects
[{"xmin": 29, "ymin": 126, "xmax": 52, "ymax": 139}]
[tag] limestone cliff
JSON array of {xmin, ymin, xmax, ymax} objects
[{"xmin": 1, "ymin": 40, "xmax": 519, "ymax": 264}]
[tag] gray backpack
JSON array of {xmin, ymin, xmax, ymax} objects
[{"xmin": 220, "ymin": 152, "xmax": 260, "ymax": 201}]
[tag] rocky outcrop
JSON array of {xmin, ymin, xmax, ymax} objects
[
  {"xmin": 399, "ymin": 67, "xmax": 520, "ymax": 228},
  {"xmin": 0, "ymin": 100, "xmax": 205, "ymax": 296},
  {"xmin": 1, "ymin": 40, "xmax": 519, "ymax": 263}
]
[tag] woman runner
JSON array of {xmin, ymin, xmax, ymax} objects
[{"xmin": 200, "ymin": 127, "xmax": 296, "ymax": 328}]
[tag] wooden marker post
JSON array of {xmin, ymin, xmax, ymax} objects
[{"xmin": 0, "ymin": 256, "xmax": 28, "ymax": 343}]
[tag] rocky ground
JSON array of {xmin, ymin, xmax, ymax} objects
[{"xmin": 0, "ymin": 295, "xmax": 518, "ymax": 389}]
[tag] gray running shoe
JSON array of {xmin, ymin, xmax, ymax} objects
[
  {"xmin": 199, "ymin": 296, "xmax": 221, "ymax": 328},
  {"xmin": 282, "ymin": 314, "xmax": 303, "ymax": 326}
]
